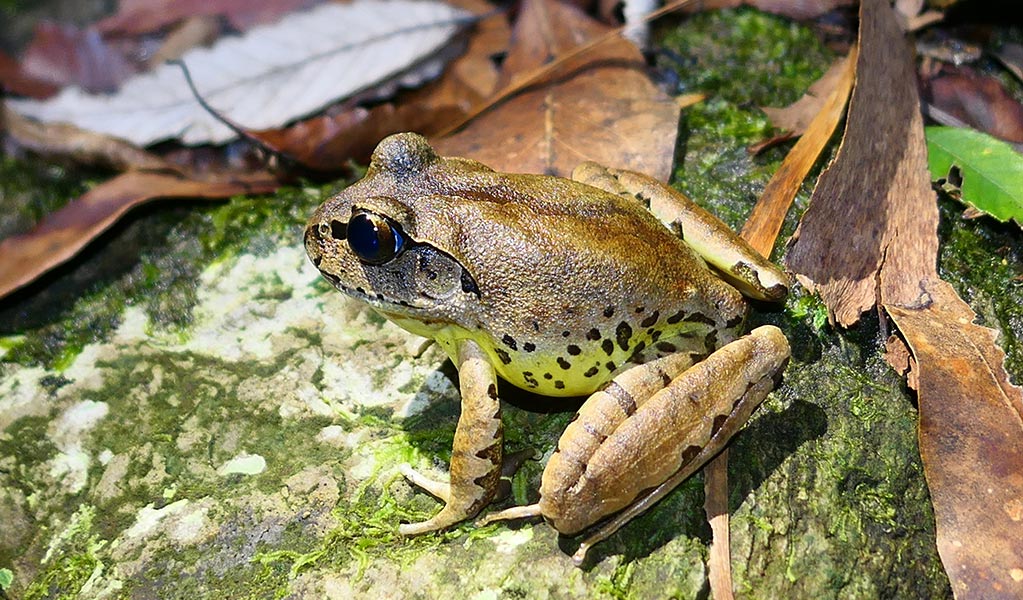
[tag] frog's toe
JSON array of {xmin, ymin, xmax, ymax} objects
[
  {"xmin": 399, "ymin": 505, "xmax": 472, "ymax": 536},
  {"xmin": 399, "ymin": 463, "xmax": 450, "ymax": 501},
  {"xmin": 476, "ymin": 504, "xmax": 542, "ymax": 527}
]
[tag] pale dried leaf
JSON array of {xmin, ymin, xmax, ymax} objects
[
  {"xmin": 761, "ymin": 54, "xmax": 854, "ymax": 136},
  {"xmin": 10, "ymin": 0, "xmax": 471, "ymax": 146}
]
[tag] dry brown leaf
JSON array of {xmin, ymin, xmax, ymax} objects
[
  {"xmin": 921, "ymin": 66, "xmax": 1023, "ymax": 144},
  {"xmin": 886, "ymin": 280, "xmax": 1023, "ymax": 599},
  {"xmin": 741, "ymin": 47, "xmax": 856, "ymax": 255},
  {"xmin": 250, "ymin": 100, "xmax": 467, "ymax": 171},
  {"xmin": 0, "ymin": 50, "xmax": 58, "ymax": 99},
  {"xmin": 98, "ymin": 0, "xmax": 321, "ymax": 35},
  {"xmin": 761, "ymin": 54, "xmax": 855, "ymax": 138},
  {"xmin": 248, "ymin": 0, "xmax": 506, "ymax": 171},
  {"xmin": 434, "ymin": 0, "xmax": 679, "ymax": 178},
  {"xmin": 893, "ymin": 0, "xmax": 944, "ymax": 32},
  {"xmin": 786, "ymin": 0, "xmax": 938, "ymax": 327},
  {"xmin": 148, "ymin": 15, "xmax": 222, "ymax": 67},
  {"xmin": 19, "ymin": 21, "xmax": 137, "ymax": 93},
  {"xmin": 0, "ymin": 170, "xmax": 279, "ymax": 299}
]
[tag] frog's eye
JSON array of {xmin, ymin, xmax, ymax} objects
[{"xmin": 348, "ymin": 210, "xmax": 406, "ymax": 265}]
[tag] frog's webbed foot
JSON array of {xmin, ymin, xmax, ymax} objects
[
  {"xmin": 397, "ymin": 467, "xmax": 464, "ymax": 535},
  {"xmin": 399, "ymin": 448, "xmax": 535, "ymax": 534},
  {"xmin": 399, "ymin": 462, "xmax": 461, "ymax": 535}
]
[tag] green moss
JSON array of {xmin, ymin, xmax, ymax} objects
[
  {"xmin": 0, "ymin": 567, "xmax": 13, "ymax": 591},
  {"xmin": 0, "ymin": 158, "xmax": 92, "ymax": 239},
  {"xmin": 936, "ymin": 195, "xmax": 1023, "ymax": 380},
  {"xmin": 0, "ymin": 415, "xmax": 58, "ymax": 484},
  {"xmin": 248, "ymin": 443, "xmax": 465, "ymax": 584},
  {"xmin": 658, "ymin": 9, "xmax": 834, "ymax": 253},
  {"xmin": 661, "ymin": 9, "xmax": 831, "ymax": 106},
  {"xmin": 82, "ymin": 353, "xmax": 343, "ymax": 518},
  {"xmin": 23, "ymin": 505, "xmax": 108, "ymax": 600}
]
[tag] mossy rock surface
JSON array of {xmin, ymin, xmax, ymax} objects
[{"xmin": 3, "ymin": 8, "xmax": 1020, "ymax": 600}]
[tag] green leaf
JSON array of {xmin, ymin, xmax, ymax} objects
[
  {"xmin": 925, "ymin": 126, "xmax": 1023, "ymax": 225},
  {"xmin": 0, "ymin": 568, "xmax": 12, "ymax": 591}
]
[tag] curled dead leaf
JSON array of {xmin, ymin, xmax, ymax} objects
[
  {"xmin": 886, "ymin": 280, "xmax": 1023, "ymax": 600},
  {"xmin": 19, "ymin": 21, "xmax": 136, "ymax": 93},
  {"xmin": 742, "ymin": 47, "xmax": 856, "ymax": 257},
  {"xmin": 0, "ymin": 170, "xmax": 279, "ymax": 299},
  {"xmin": 435, "ymin": 0, "xmax": 679, "ymax": 179},
  {"xmin": 787, "ymin": 0, "xmax": 938, "ymax": 327},
  {"xmin": 921, "ymin": 66, "xmax": 1023, "ymax": 144}
]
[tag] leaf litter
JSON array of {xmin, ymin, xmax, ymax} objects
[
  {"xmin": 3, "ymin": 1, "xmax": 1023, "ymax": 594},
  {"xmin": 9, "ymin": 0, "xmax": 475, "ymax": 145},
  {"xmin": 786, "ymin": 0, "xmax": 1023, "ymax": 597},
  {"xmin": 247, "ymin": 0, "xmax": 508, "ymax": 170},
  {"xmin": 434, "ymin": 0, "xmax": 680, "ymax": 178}
]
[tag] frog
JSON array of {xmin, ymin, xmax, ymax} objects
[{"xmin": 304, "ymin": 132, "xmax": 791, "ymax": 563}]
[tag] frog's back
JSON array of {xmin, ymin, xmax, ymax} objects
[
  {"xmin": 313, "ymin": 132, "xmax": 747, "ymax": 397},
  {"xmin": 414, "ymin": 170, "xmax": 746, "ymax": 397}
]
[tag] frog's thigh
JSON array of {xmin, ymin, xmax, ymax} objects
[
  {"xmin": 539, "ymin": 325, "xmax": 790, "ymax": 535},
  {"xmin": 478, "ymin": 348, "xmax": 703, "ymax": 526},
  {"xmin": 572, "ymin": 163, "xmax": 789, "ymax": 302},
  {"xmin": 399, "ymin": 339, "xmax": 503, "ymax": 535}
]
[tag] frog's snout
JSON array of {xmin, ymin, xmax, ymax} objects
[
  {"xmin": 304, "ymin": 222, "xmax": 323, "ymax": 264},
  {"xmin": 304, "ymin": 214, "xmax": 341, "ymax": 273}
]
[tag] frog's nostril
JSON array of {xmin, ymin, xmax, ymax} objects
[{"xmin": 330, "ymin": 219, "xmax": 348, "ymax": 241}]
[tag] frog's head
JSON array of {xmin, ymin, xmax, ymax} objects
[{"xmin": 305, "ymin": 133, "xmax": 484, "ymax": 326}]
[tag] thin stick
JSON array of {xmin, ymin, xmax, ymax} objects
[{"xmin": 705, "ymin": 451, "xmax": 734, "ymax": 600}]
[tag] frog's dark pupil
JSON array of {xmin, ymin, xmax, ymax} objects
[{"xmin": 348, "ymin": 211, "xmax": 405, "ymax": 264}]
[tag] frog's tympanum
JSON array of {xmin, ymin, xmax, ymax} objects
[{"xmin": 305, "ymin": 133, "xmax": 791, "ymax": 563}]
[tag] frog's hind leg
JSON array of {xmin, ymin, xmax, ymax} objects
[
  {"xmin": 559, "ymin": 326, "xmax": 789, "ymax": 564},
  {"xmin": 572, "ymin": 163, "xmax": 790, "ymax": 302},
  {"xmin": 479, "ymin": 346, "xmax": 706, "ymax": 527},
  {"xmin": 398, "ymin": 339, "xmax": 504, "ymax": 535}
]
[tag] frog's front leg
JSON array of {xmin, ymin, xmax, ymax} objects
[
  {"xmin": 573, "ymin": 163, "xmax": 790, "ymax": 302},
  {"xmin": 399, "ymin": 339, "xmax": 503, "ymax": 535}
]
